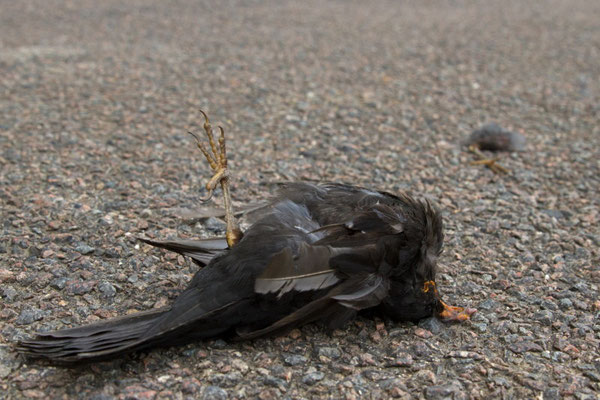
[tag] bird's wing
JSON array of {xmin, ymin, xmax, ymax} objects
[
  {"xmin": 240, "ymin": 272, "xmax": 389, "ymax": 339},
  {"xmin": 248, "ymin": 234, "xmax": 390, "ymax": 339},
  {"xmin": 246, "ymin": 188, "xmax": 405, "ymax": 339},
  {"xmin": 311, "ymin": 202, "xmax": 405, "ymax": 247},
  {"xmin": 254, "ymin": 242, "xmax": 340, "ymax": 297},
  {"xmin": 138, "ymin": 237, "xmax": 228, "ymax": 266}
]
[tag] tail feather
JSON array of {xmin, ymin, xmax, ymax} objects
[
  {"xmin": 138, "ymin": 237, "xmax": 228, "ymax": 266},
  {"xmin": 16, "ymin": 307, "xmax": 169, "ymax": 363}
]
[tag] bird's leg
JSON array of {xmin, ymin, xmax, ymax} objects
[
  {"xmin": 468, "ymin": 145, "xmax": 509, "ymax": 174},
  {"xmin": 189, "ymin": 110, "xmax": 243, "ymax": 247}
]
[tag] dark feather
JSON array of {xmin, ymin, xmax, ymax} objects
[
  {"xmin": 16, "ymin": 308, "xmax": 169, "ymax": 362},
  {"xmin": 240, "ymin": 273, "xmax": 388, "ymax": 339},
  {"xmin": 138, "ymin": 237, "xmax": 228, "ymax": 266},
  {"xmin": 255, "ymin": 243, "xmax": 339, "ymax": 297},
  {"xmin": 331, "ymin": 274, "xmax": 389, "ymax": 310}
]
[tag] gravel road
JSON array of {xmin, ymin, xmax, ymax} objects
[{"xmin": 1, "ymin": 0, "xmax": 599, "ymax": 398}]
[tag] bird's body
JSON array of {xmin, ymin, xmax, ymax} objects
[{"xmin": 17, "ymin": 182, "xmax": 465, "ymax": 363}]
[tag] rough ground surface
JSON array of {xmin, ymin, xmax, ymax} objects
[{"xmin": 1, "ymin": 0, "xmax": 599, "ymax": 398}]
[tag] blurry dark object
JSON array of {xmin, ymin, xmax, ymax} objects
[
  {"xmin": 467, "ymin": 123, "xmax": 526, "ymax": 152},
  {"xmin": 16, "ymin": 112, "xmax": 475, "ymax": 363},
  {"xmin": 466, "ymin": 123, "xmax": 526, "ymax": 174}
]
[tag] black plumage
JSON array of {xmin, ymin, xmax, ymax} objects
[{"xmin": 17, "ymin": 182, "xmax": 473, "ymax": 363}]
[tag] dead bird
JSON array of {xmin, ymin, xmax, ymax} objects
[
  {"xmin": 17, "ymin": 111, "xmax": 475, "ymax": 363},
  {"xmin": 466, "ymin": 122, "xmax": 526, "ymax": 174}
]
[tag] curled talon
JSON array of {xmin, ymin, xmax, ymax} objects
[
  {"xmin": 199, "ymin": 189, "xmax": 214, "ymax": 203},
  {"xmin": 199, "ymin": 109, "xmax": 210, "ymax": 127},
  {"xmin": 188, "ymin": 130, "xmax": 201, "ymax": 143},
  {"xmin": 189, "ymin": 110, "xmax": 243, "ymax": 248}
]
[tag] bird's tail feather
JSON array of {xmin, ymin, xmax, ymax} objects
[
  {"xmin": 138, "ymin": 237, "xmax": 228, "ymax": 266},
  {"xmin": 16, "ymin": 307, "xmax": 170, "ymax": 363}
]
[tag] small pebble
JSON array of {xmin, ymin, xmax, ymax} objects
[
  {"xmin": 75, "ymin": 244, "xmax": 95, "ymax": 255},
  {"xmin": 201, "ymin": 386, "xmax": 228, "ymax": 400},
  {"xmin": 16, "ymin": 308, "xmax": 44, "ymax": 325},
  {"xmin": 302, "ymin": 371, "xmax": 324, "ymax": 385}
]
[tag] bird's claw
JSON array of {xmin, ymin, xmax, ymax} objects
[
  {"xmin": 199, "ymin": 189, "xmax": 214, "ymax": 203},
  {"xmin": 469, "ymin": 158, "xmax": 509, "ymax": 174},
  {"xmin": 468, "ymin": 145, "xmax": 509, "ymax": 174},
  {"xmin": 190, "ymin": 110, "xmax": 243, "ymax": 247}
]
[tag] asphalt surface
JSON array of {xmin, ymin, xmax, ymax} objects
[{"xmin": 1, "ymin": 0, "xmax": 599, "ymax": 398}]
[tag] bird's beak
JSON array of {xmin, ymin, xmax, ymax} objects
[
  {"xmin": 438, "ymin": 300, "xmax": 477, "ymax": 322},
  {"xmin": 422, "ymin": 281, "xmax": 477, "ymax": 322}
]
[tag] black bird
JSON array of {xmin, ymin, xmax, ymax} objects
[
  {"xmin": 17, "ymin": 112, "xmax": 474, "ymax": 363},
  {"xmin": 466, "ymin": 122, "xmax": 527, "ymax": 174},
  {"xmin": 467, "ymin": 123, "xmax": 526, "ymax": 153}
]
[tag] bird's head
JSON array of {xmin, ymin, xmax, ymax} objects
[{"xmin": 381, "ymin": 197, "xmax": 475, "ymax": 322}]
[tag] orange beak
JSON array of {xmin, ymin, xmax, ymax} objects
[
  {"xmin": 422, "ymin": 281, "xmax": 477, "ymax": 322},
  {"xmin": 438, "ymin": 300, "xmax": 477, "ymax": 322}
]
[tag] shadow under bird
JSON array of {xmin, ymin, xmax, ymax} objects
[{"xmin": 17, "ymin": 111, "xmax": 475, "ymax": 363}]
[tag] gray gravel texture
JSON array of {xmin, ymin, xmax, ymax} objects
[{"xmin": 1, "ymin": 0, "xmax": 599, "ymax": 399}]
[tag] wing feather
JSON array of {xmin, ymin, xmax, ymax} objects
[
  {"xmin": 241, "ymin": 274, "xmax": 389, "ymax": 339},
  {"xmin": 312, "ymin": 203, "xmax": 405, "ymax": 247},
  {"xmin": 254, "ymin": 243, "xmax": 340, "ymax": 297},
  {"xmin": 332, "ymin": 274, "xmax": 389, "ymax": 309}
]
